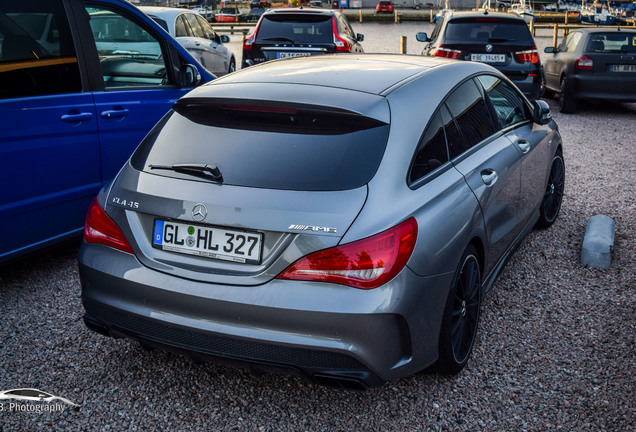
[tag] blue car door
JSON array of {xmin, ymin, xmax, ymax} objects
[{"xmin": 0, "ymin": 0, "xmax": 101, "ymax": 260}]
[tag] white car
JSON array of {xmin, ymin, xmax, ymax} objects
[{"xmin": 140, "ymin": 6, "xmax": 236, "ymax": 76}]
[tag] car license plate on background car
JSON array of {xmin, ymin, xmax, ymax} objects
[
  {"xmin": 471, "ymin": 54, "xmax": 505, "ymax": 63},
  {"xmin": 610, "ymin": 64, "xmax": 636, "ymax": 72},
  {"xmin": 152, "ymin": 220, "xmax": 262, "ymax": 263},
  {"xmin": 278, "ymin": 52, "xmax": 312, "ymax": 59}
]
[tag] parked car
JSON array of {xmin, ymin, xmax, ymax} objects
[
  {"xmin": 79, "ymin": 54, "xmax": 564, "ymax": 389},
  {"xmin": 417, "ymin": 11, "xmax": 541, "ymax": 100},
  {"xmin": 376, "ymin": 1, "xmax": 394, "ymax": 13},
  {"xmin": 249, "ymin": 0, "xmax": 272, "ymax": 8},
  {"xmin": 215, "ymin": 7, "xmax": 243, "ymax": 23},
  {"xmin": 0, "ymin": 0, "xmax": 213, "ymax": 263},
  {"xmin": 245, "ymin": 7, "xmax": 266, "ymax": 23},
  {"xmin": 242, "ymin": 8, "xmax": 364, "ymax": 68},
  {"xmin": 542, "ymin": 28, "xmax": 636, "ymax": 113},
  {"xmin": 140, "ymin": 6, "xmax": 236, "ymax": 76}
]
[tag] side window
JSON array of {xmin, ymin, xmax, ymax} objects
[
  {"xmin": 410, "ymin": 110, "xmax": 449, "ymax": 183},
  {"xmin": 445, "ymin": 80, "xmax": 496, "ymax": 159},
  {"xmin": 476, "ymin": 75, "xmax": 532, "ymax": 130},
  {"xmin": 429, "ymin": 16, "xmax": 445, "ymax": 43},
  {"xmin": 195, "ymin": 15, "xmax": 217, "ymax": 42},
  {"xmin": 556, "ymin": 33, "xmax": 570, "ymax": 52},
  {"xmin": 175, "ymin": 15, "xmax": 190, "ymax": 37},
  {"xmin": 86, "ymin": 5, "xmax": 171, "ymax": 88},
  {"xmin": 185, "ymin": 14, "xmax": 205, "ymax": 38},
  {"xmin": 566, "ymin": 32, "xmax": 582, "ymax": 52},
  {"xmin": 0, "ymin": 0, "xmax": 81, "ymax": 99}
]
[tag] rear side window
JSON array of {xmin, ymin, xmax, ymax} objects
[
  {"xmin": 445, "ymin": 80, "xmax": 496, "ymax": 159},
  {"xmin": 0, "ymin": 0, "xmax": 81, "ymax": 99},
  {"xmin": 256, "ymin": 15, "xmax": 333, "ymax": 44},
  {"xmin": 444, "ymin": 18, "xmax": 534, "ymax": 44},
  {"xmin": 131, "ymin": 101, "xmax": 390, "ymax": 191},
  {"xmin": 410, "ymin": 110, "xmax": 449, "ymax": 183},
  {"xmin": 586, "ymin": 32, "xmax": 636, "ymax": 53}
]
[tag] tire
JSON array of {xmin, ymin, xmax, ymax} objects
[
  {"xmin": 436, "ymin": 245, "xmax": 482, "ymax": 375},
  {"xmin": 228, "ymin": 57, "xmax": 236, "ymax": 74},
  {"xmin": 540, "ymin": 68, "xmax": 554, "ymax": 99},
  {"xmin": 535, "ymin": 150, "xmax": 565, "ymax": 229},
  {"xmin": 558, "ymin": 76, "xmax": 577, "ymax": 114}
]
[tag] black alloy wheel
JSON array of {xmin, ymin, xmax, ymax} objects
[
  {"xmin": 436, "ymin": 245, "xmax": 482, "ymax": 375},
  {"xmin": 536, "ymin": 150, "xmax": 565, "ymax": 229}
]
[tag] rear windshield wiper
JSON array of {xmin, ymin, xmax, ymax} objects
[
  {"xmin": 148, "ymin": 164, "xmax": 223, "ymax": 183},
  {"xmin": 261, "ymin": 37, "xmax": 296, "ymax": 43},
  {"xmin": 487, "ymin": 37, "xmax": 511, "ymax": 43}
]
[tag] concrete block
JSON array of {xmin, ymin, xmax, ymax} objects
[{"xmin": 581, "ymin": 215, "xmax": 615, "ymax": 270}]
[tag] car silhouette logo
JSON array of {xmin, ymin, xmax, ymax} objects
[
  {"xmin": 192, "ymin": 203, "xmax": 208, "ymax": 222},
  {"xmin": 0, "ymin": 388, "xmax": 80, "ymax": 409},
  {"xmin": 486, "ymin": 44, "xmax": 493, "ymax": 52}
]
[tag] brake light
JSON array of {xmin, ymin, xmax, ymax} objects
[
  {"xmin": 84, "ymin": 197, "xmax": 133, "ymax": 254},
  {"xmin": 515, "ymin": 47, "xmax": 539, "ymax": 64},
  {"xmin": 575, "ymin": 55, "xmax": 593, "ymax": 71},
  {"xmin": 332, "ymin": 17, "xmax": 350, "ymax": 52},
  {"xmin": 243, "ymin": 20, "xmax": 261, "ymax": 51},
  {"xmin": 432, "ymin": 45, "xmax": 462, "ymax": 59},
  {"xmin": 277, "ymin": 218, "xmax": 418, "ymax": 290}
]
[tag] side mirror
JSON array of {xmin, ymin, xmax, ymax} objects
[
  {"xmin": 356, "ymin": 33, "xmax": 364, "ymax": 42},
  {"xmin": 179, "ymin": 64, "xmax": 202, "ymax": 88},
  {"xmin": 533, "ymin": 100, "xmax": 552, "ymax": 125},
  {"xmin": 416, "ymin": 32, "xmax": 429, "ymax": 43},
  {"xmin": 544, "ymin": 47, "xmax": 555, "ymax": 54},
  {"xmin": 220, "ymin": 35, "xmax": 230, "ymax": 44}
]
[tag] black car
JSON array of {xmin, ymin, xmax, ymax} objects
[
  {"xmin": 417, "ymin": 11, "xmax": 541, "ymax": 101},
  {"xmin": 242, "ymin": 8, "xmax": 364, "ymax": 68},
  {"xmin": 249, "ymin": 0, "xmax": 271, "ymax": 8},
  {"xmin": 542, "ymin": 28, "xmax": 636, "ymax": 113},
  {"xmin": 245, "ymin": 7, "xmax": 266, "ymax": 23}
]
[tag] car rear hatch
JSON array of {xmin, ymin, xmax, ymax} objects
[
  {"xmin": 582, "ymin": 31, "xmax": 636, "ymax": 76},
  {"xmin": 105, "ymin": 94, "xmax": 391, "ymax": 285},
  {"xmin": 252, "ymin": 13, "xmax": 336, "ymax": 61},
  {"xmin": 440, "ymin": 17, "xmax": 539, "ymax": 81}
]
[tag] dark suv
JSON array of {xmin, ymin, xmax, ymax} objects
[
  {"xmin": 417, "ymin": 11, "xmax": 541, "ymax": 100},
  {"xmin": 242, "ymin": 8, "xmax": 364, "ymax": 68}
]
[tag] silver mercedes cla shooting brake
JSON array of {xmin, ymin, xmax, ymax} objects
[{"xmin": 79, "ymin": 54, "xmax": 565, "ymax": 389}]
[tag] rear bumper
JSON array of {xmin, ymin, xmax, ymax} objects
[
  {"xmin": 506, "ymin": 72, "xmax": 541, "ymax": 101},
  {"xmin": 79, "ymin": 242, "xmax": 454, "ymax": 388},
  {"xmin": 571, "ymin": 72, "xmax": 636, "ymax": 102}
]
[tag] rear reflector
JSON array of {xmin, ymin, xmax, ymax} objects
[
  {"xmin": 277, "ymin": 218, "xmax": 418, "ymax": 289},
  {"xmin": 84, "ymin": 197, "xmax": 133, "ymax": 254}
]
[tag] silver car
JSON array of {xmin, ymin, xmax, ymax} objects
[
  {"xmin": 140, "ymin": 6, "xmax": 236, "ymax": 76},
  {"xmin": 79, "ymin": 54, "xmax": 564, "ymax": 389}
]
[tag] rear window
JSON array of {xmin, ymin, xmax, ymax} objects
[
  {"xmin": 131, "ymin": 101, "xmax": 390, "ymax": 191},
  {"xmin": 256, "ymin": 14, "xmax": 333, "ymax": 44},
  {"xmin": 586, "ymin": 32, "xmax": 636, "ymax": 53},
  {"xmin": 445, "ymin": 18, "xmax": 534, "ymax": 44}
]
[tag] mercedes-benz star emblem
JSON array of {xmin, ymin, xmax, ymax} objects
[
  {"xmin": 192, "ymin": 203, "xmax": 207, "ymax": 222},
  {"xmin": 486, "ymin": 44, "xmax": 493, "ymax": 53}
]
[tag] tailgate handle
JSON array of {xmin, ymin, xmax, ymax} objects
[{"xmin": 518, "ymin": 140, "xmax": 530, "ymax": 154}]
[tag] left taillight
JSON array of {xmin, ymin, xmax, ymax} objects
[
  {"xmin": 276, "ymin": 218, "xmax": 418, "ymax": 290},
  {"xmin": 574, "ymin": 55, "xmax": 593, "ymax": 71},
  {"xmin": 515, "ymin": 46, "xmax": 539, "ymax": 64},
  {"xmin": 332, "ymin": 17, "xmax": 350, "ymax": 52},
  {"xmin": 84, "ymin": 197, "xmax": 133, "ymax": 254}
]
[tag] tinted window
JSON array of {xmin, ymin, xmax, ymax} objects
[
  {"xmin": 444, "ymin": 18, "xmax": 534, "ymax": 44},
  {"xmin": 132, "ymin": 102, "xmax": 390, "ymax": 191},
  {"xmin": 440, "ymin": 105, "xmax": 461, "ymax": 158},
  {"xmin": 257, "ymin": 15, "xmax": 333, "ymax": 44},
  {"xmin": 445, "ymin": 80, "xmax": 496, "ymax": 158},
  {"xmin": 0, "ymin": 0, "xmax": 81, "ymax": 99},
  {"xmin": 476, "ymin": 75, "xmax": 531, "ymax": 129},
  {"xmin": 586, "ymin": 32, "xmax": 636, "ymax": 53},
  {"xmin": 87, "ymin": 5, "xmax": 171, "ymax": 88},
  {"xmin": 175, "ymin": 15, "xmax": 189, "ymax": 37},
  {"xmin": 410, "ymin": 110, "xmax": 449, "ymax": 183}
]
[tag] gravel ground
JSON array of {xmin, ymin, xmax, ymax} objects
[{"xmin": 1, "ymin": 103, "xmax": 635, "ymax": 430}]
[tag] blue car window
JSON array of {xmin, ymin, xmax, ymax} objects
[
  {"xmin": 0, "ymin": 0, "xmax": 81, "ymax": 99},
  {"xmin": 86, "ymin": 5, "xmax": 171, "ymax": 88}
]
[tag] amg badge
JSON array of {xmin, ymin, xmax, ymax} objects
[{"xmin": 288, "ymin": 224, "xmax": 337, "ymax": 234}]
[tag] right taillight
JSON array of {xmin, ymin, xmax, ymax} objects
[
  {"xmin": 575, "ymin": 55, "xmax": 593, "ymax": 71},
  {"xmin": 432, "ymin": 45, "xmax": 462, "ymax": 59},
  {"xmin": 243, "ymin": 19, "xmax": 262, "ymax": 51},
  {"xmin": 514, "ymin": 47, "xmax": 539, "ymax": 64},
  {"xmin": 332, "ymin": 17, "xmax": 350, "ymax": 52},
  {"xmin": 84, "ymin": 197, "xmax": 133, "ymax": 254}
]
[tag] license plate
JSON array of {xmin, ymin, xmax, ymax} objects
[
  {"xmin": 471, "ymin": 53, "xmax": 506, "ymax": 63},
  {"xmin": 610, "ymin": 64, "xmax": 636, "ymax": 72},
  {"xmin": 152, "ymin": 220, "xmax": 262, "ymax": 264},
  {"xmin": 278, "ymin": 52, "xmax": 312, "ymax": 59}
]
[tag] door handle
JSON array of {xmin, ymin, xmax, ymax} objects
[
  {"xmin": 518, "ymin": 140, "xmax": 530, "ymax": 154},
  {"xmin": 61, "ymin": 111, "xmax": 93, "ymax": 122},
  {"xmin": 481, "ymin": 169, "xmax": 498, "ymax": 187},
  {"xmin": 101, "ymin": 108, "xmax": 129, "ymax": 119}
]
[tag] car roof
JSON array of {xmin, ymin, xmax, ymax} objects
[
  {"xmin": 447, "ymin": 11, "xmax": 527, "ymax": 21},
  {"xmin": 262, "ymin": 7, "xmax": 338, "ymax": 17},
  {"xmin": 197, "ymin": 54, "xmax": 485, "ymax": 96},
  {"xmin": 138, "ymin": 6, "xmax": 196, "ymax": 20},
  {"xmin": 571, "ymin": 28, "xmax": 636, "ymax": 34}
]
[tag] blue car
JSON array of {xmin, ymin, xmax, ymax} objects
[{"xmin": 0, "ymin": 0, "xmax": 213, "ymax": 263}]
